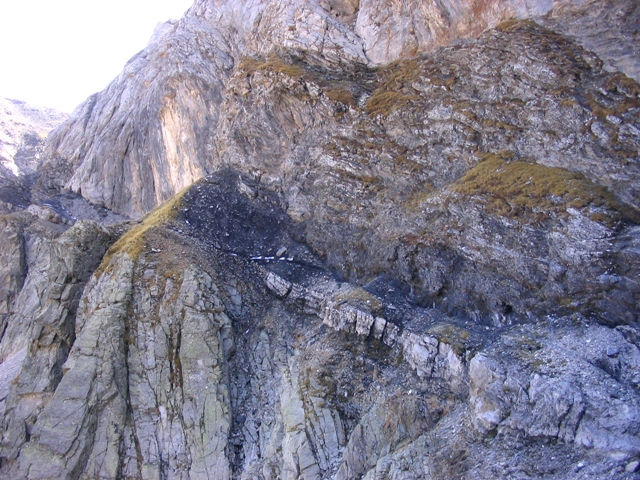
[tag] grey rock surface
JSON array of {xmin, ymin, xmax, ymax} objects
[
  {"xmin": 544, "ymin": 0, "xmax": 640, "ymax": 83},
  {"xmin": 0, "ymin": 0, "xmax": 640, "ymax": 479},
  {"xmin": 213, "ymin": 20, "xmax": 640, "ymax": 325},
  {"xmin": 1, "ymin": 173, "xmax": 637, "ymax": 479},
  {"xmin": 0, "ymin": 214, "xmax": 112, "ymax": 472},
  {"xmin": 35, "ymin": 5, "xmax": 640, "ymax": 323},
  {"xmin": 37, "ymin": 0, "xmax": 640, "ymax": 219}
]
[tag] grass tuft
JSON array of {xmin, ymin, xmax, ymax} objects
[
  {"xmin": 95, "ymin": 187, "xmax": 189, "ymax": 277},
  {"xmin": 494, "ymin": 19, "xmax": 539, "ymax": 33},
  {"xmin": 238, "ymin": 55, "xmax": 305, "ymax": 80},
  {"xmin": 325, "ymin": 88, "xmax": 357, "ymax": 108},
  {"xmin": 453, "ymin": 155, "xmax": 639, "ymax": 225},
  {"xmin": 366, "ymin": 60, "xmax": 421, "ymax": 117}
]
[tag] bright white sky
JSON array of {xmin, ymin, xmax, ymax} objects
[{"xmin": 0, "ymin": 0, "xmax": 195, "ymax": 112}]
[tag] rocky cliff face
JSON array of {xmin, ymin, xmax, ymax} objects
[
  {"xmin": 40, "ymin": 0, "xmax": 640, "ymax": 219},
  {"xmin": 4, "ymin": 172, "xmax": 640, "ymax": 479},
  {"xmin": 1, "ymin": 0, "xmax": 640, "ymax": 479}
]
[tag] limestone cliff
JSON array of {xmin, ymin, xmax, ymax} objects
[
  {"xmin": 1, "ymin": 0, "xmax": 640, "ymax": 479},
  {"xmin": 40, "ymin": 0, "xmax": 640, "ymax": 218}
]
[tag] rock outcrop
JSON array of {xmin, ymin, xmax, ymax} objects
[
  {"xmin": 216, "ymin": 20, "xmax": 640, "ymax": 326},
  {"xmin": 39, "ymin": 0, "xmax": 640, "ymax": 219},
  {"xmin": 1, "ymin": 173, "xmax": 639, "ymax": 478},
  {"xmin": 0, "ymin": 214, "xmax": 113, "ymax": 473},
  {"xmin": 1, "ymin": 0, "xmax": 640, "ymax": 478}
]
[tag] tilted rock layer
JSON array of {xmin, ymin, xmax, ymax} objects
[{"xmin": 1, "ymin": 0, "xmax": 640, "ymax": 478}]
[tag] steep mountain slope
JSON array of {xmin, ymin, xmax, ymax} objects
[
  {"xmin": 39, "ymin": 0, "xmax": 640, "ymax": 218},
  {"xmin": 4, "ymin": 171, "xmax": 639, "ymax": 479},
  {"xmin": 1, "ymin": 0, "xmax": 640, "ymax": 479}
]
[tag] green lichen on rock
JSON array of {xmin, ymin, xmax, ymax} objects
[{"xmin": 453, "ymin": 155, "xmax": 638, "ymax": 225}]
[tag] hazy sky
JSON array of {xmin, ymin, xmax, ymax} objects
[{"xmin": 0, "ymin": 0, "xmax": 194, "ymax": 112}]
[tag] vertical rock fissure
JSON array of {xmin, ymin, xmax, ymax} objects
[{"xmin": 122, "ymin": 305, "xmax": 144, "ymax": 480}]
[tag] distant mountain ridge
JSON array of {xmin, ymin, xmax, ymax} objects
[
  {"xmin": 0, "ymin": 97, "xmax": 67, "ymax": 177},
  {"xmin": 0, "ymin": 97, "xmax": 67, "ymax": 213}
]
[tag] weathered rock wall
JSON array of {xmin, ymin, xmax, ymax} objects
[
  {"xmin": 214, "ymin": 22, "xmax": 640, "ymax": 324},
  {"xmin": 0, "ymin": 214, "xmax": 113, "ymax": 475},
  {"xmin": 1, "ymin": 1, "xmax": 639, "ymax": 478},
  {"xmin": 42, "ymin": 18, "xmax": 232, "ymax": 217},
  {"xmin": 40, "ymin": 0, "xmax": 640, "ymax": 219},
  {"xmin": 35, "ymin": 13, "xmax": 640, "ymax": 324},
  {"xmin": 545, "ymin": 0, "xmax": 640, "ymax": 82},
  {"xmin": 2, "ymin": 175, "xmax": 639, "ymax": 479}
]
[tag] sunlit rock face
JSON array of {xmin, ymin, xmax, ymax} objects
[
  {"xmin": 1, "ymin": 0, "xmax": 640, "ymax": 479},
  {"xmin": 38, "ymin": 0, "xmax": 640, "ymax": 218}
]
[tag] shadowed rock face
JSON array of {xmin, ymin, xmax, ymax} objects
[
  {"xmin": 1, "ymin": 0, "xmax": 640, "ymax": 479},
  {"xmin": 1, "ymin": 172, "xmax": 639, "ymax": 479}
]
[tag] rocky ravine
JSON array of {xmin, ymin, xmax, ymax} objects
[{"xmin": 1, "ymin": 0, "xmax": 640, "ymax": 479}]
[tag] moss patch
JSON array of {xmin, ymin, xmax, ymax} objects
[{"xmin": 453, "ymin": 155, "xmax": 639, "ymax": 225}]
